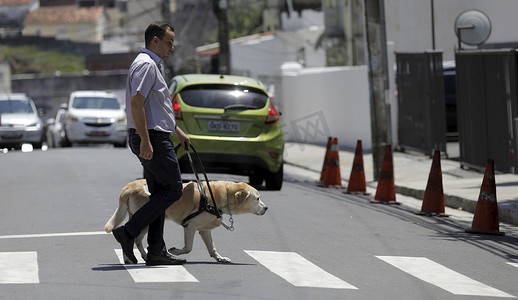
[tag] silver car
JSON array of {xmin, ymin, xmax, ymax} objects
[
  {"xmin": 0, "ymin": 93, "xmax": 44, "ymax": 149},
  {"xmin": 63, "ymin": 90, "xmax": 127, "ymax": 147},
  {"xmin": 45, "ymin": 104, "xmax": 67, "ymax": 148}
]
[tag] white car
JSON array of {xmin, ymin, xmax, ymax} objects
[
  {"xmin": 63, "ymin": 91, "xmax": 127, "ymax": 147},
  {"xmin": 0, "ymin": 93, "xmax": 44, "ymax": 149}
]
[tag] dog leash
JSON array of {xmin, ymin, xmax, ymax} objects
[{"xmin": 175, "ymin": 143, "xmax": 234, "ymax": 231}]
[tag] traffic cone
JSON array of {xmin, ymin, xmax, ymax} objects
[
  {"xmin": 318, "ymin": 137, "xmax": 333, "ymax": 185},
  {"xmin": 322, "ymin": 137, "xmax": 343, "ymax": 188},
  {"xmin": 465, "ymin": 159, "xmax": 505, "ymax": 235},
  {"xmin": 344, "ymin": 140, "xmax": 369, "ymax": 195},
  {"xmin": 371, "ymin": 145, "xmax": 400, "ymax": 204},
  {"xmin": 415, "ymin": 150, "xmax": 448, "ymax": 216}
]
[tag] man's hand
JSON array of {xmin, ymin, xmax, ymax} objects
[
  {"xmin": 175, "ymin": 127, "xmax": 190, "ymax": 150},
  {"xmin": 139, "ymin": 138, "xmax": 153, "ymax": 160},
  {"xmin": 131, "ymin": 93, "xmax": 153, "ymax": 160}
]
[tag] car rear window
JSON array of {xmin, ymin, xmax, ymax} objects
[
  {"xmin": 179, "ymin": 84, "xmax": 268, "ymax": 110},
  {"xmin": 72, "ymin": 97, "xmax": 120, "ymax": 110},
  {"xmin": 0, "ymin": 99, "xmax": 35, "ymax": 114}
]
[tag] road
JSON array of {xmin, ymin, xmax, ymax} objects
[{"xmin": 1, "ymin": 147, "xmax": 518, "ymax": 299}]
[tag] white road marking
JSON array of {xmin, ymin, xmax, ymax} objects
[
  {"xmin": 244, "ymin": 250, "xmax": 357, "ymax": 289},
  {"xmin": 377, "ymin": 256, "xmax": 515, "ymax": 298},
  {"xmin": 0, "ymin": 231, "xmax": 108, "ymax": 240},
  {"xmin": 507, "ymin": 262, "xmax": 518, "ymax": 268},
  {"xmin": 114, "ymin": 249, "xmax": 198, "ymax": 283},
  {"xmin": 0, "ymin": 252, "xmax": 39, "ymax": 284}
]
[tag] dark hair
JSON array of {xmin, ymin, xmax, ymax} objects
[{"xmin": 145, "ymin": 21, "xmax": 174, "ymax": 47}]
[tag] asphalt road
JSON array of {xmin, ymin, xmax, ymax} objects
[{"xmin": 1, "ymin": 146, "xmax": 518, "ymax": 299}]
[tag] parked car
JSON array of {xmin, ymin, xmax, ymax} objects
[
  {"xmin": 0, "ymin": 93, "xmax": 44, "ymax": 149},
  {"xmin": 443, "ymin": 61, "xmax": 457, "ymax": 138},
  {"xmin": 45, "ymin": 103, "xmax": 67, "ymax": 148},
  {"xmin": 169, "ymin": 74, "xmax": 285, "ymax": 190},
  {"xmin": 63, "ymin": 90, "xmax": 127, "ymax": 147}
]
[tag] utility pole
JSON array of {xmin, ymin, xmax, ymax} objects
[
  {"xmin": 213, "ymin": 0, "xmax": 231, "ymax": 75},
  {"xmin": 364, "ymin": 0, "xmax": 391, "ymax": 181}
]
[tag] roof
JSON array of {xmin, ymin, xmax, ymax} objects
[
  {"xmin": 24, "ymin": 6, "xmax": 105, "ymax": 25},
  {"xmin": 0, "ymin": 0, "xmax": 32, "ymax": 6},
  {"xmin": 196, "ymin": 31, "xmax": 275, "ymax": 57},
  {"xmin": 70, "ymin": 90, "xmax": 118, "ymax": 98},
  {"xmin": 0, "ymin": 93, "xmax": 30, "ymax": 100}
]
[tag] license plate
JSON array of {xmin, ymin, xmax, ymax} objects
[
  {"xmin": 88, "ymin": 130, "xmax": 108, "ymax": 136},
  {"xmin": 208, "ymin": 120, "xmax": 240, "ymax": 132}
]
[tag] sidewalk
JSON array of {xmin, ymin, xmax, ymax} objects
[{"xmin": 283, "ymin": 142, "xmax": 518, "ymax": 226}]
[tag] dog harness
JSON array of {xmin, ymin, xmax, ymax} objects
[{"xmin": 175, "ymin": 143, "xmax": 234, "ymax": 230}]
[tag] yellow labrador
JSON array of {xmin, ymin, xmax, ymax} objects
[{"xmin": 105, "ymin": 179, "xmax": 267, "ymax": 263}]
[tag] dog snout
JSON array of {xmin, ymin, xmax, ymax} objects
[{"xmin": 258, "ymin": 205, "xmax": 268, "ymax": 215}]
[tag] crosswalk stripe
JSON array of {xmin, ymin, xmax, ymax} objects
[
  {"xmin": 507, "ymin": 262, "xmax": 518, "ymax": 268},
  {"xmin": 0, "ymin": 252, "xmax": 39, "ymax": 284},
  {"xmin": 114, "ymin": 249, "xmax": 198, "ymax": 283},
  {"xmin": 377, "ymin": 256, "xmax": 515, "ymax": 298},
  {"xmin": 244, "ymin": 250, "xmax": 357, "ymax": 289}
]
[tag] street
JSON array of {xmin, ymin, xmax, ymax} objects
[{"xmin": 1, "ymin": 147, "xmax": 518, "ymax": 299}]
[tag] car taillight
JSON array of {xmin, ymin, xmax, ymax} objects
[
  {"xmin": 172, "ymin": 94, "xmax": 183, "ymax": 120},
  {"xmin": 265, "ymin": 102, "xmax": 279, "ymax": 124}
]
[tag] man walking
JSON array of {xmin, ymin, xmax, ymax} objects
[{"xmin": 112, "ymin": 21, "xmax": 190, "ymax": 266}]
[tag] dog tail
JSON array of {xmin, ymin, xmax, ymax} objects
[{"xmin": 104, "ymin": 186, "xmax": 131, "ymax": 233}]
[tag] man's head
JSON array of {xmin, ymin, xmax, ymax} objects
[{"xmin": 145, "ymin": 21, "xmax": 175, "ymax": 59}]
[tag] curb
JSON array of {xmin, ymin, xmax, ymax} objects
[{"xmin": 286, "ymin": 160, "xmax": 518, "ymax": 226}]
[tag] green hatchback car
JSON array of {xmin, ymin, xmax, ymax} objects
[{"xmin": 169, "ymin": 74, "xmax": 285, "ymax": 190}]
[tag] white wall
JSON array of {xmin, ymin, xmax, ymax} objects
[
  {"xmin": 231, "ymin": 26, "xmax": 326, "ymax": 78},
  {"xmin": 277, "ymin": 63, "xmax": 373, "ymax": 150}
]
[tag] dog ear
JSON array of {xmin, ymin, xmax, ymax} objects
[{"xmin": 234, "ymin": 189, "xmax": 250, "ymax": 207}]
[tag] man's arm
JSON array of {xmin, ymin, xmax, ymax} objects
[
  {"xmin": 131, "ymin": 92, "xmax": 153, "ymax": 160},
  {"xmin": 175, "ymin": 126, "xmax": 190, "ymax": 150}
]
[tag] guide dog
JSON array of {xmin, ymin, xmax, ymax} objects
[{"xmin": 105, "ymin": 179, "xmax": 268, "ymax": 263}]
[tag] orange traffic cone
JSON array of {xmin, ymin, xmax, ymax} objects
[
  {"xmin": 415, "ymin": 150, "xmax": 448, "ymax": 216},
  {"xmin": 322, "ymin": 137, "xmax": 343, "ymax": 188},
  {"xmin": 371, "ymin": 145, "xmax": 399, "ymax": 204},
  {"xmin": 318, "ymin": 137, "xmax": 333, "ymax": 185},
  {"xmin": 344, "ymin": 140, "xmax": 369, "ymax": 195},
  {"xmin": 466, "ymin": 159, "xmax": 504, "ymax": 235}
]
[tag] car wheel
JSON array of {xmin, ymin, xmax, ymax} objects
[
  {"xmin": 249, "ymin": 174, "xmax": 263, "ymax": 186},
  {"xmin": 62, "ymin": 136, "xmax": 71, "ymax": 147},
  {"xmin": 265, "ymin": 164, "xmax": 283, "ymax": 191},
  {"xmin": 32, "ymin": 141, "xmax": 43, "ymax": 149},
  {"xmin": 114, "ymin": 140, "xmax": 127, "ymax": 148}
]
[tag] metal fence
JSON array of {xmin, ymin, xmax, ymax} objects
[
  {"xmin": 456, "ymin": 49, "xmax": 518, "ymax": 173},
  {"xmin": 396, "ymin": 51, "xmax": 447, "ymax": 155}
]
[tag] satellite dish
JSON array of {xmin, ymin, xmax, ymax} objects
[{"xmin": 454, "ymin": 9, "xmax": 491, "ymax": 48}]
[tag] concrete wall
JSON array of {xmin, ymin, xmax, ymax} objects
[
  {"xmin": 385, "ymin": 0, "xmax": 518, "ymax": 61},
  {"xmin": 276, "ymin": 63, "xmax": 373, "ymax": 150}
]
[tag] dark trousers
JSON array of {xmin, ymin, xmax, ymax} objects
[{"xmin": 126, "ymin": 128, "xmax": 183, "ymax": 255}]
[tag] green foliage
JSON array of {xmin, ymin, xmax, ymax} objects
[
  {"xmin": 227, "ymin": 0, "xmax": 266, "ymax": 39},
  {"xmin": 0, "ymin": 45, "xmax": 85, "ymax": 75}
]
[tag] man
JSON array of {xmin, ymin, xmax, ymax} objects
[{"xmin": 112, "ymin": 21, "xmax": 190, "ymax": 266}]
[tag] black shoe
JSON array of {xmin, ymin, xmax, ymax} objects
[
  {"xmin": 146, "ymin": 251, "xmax": 186, "ymax": 266},
  {"xmin": 112, "ymin": 226, "xmax": 137, "ymax": 264}
]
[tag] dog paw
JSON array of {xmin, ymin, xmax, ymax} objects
[
  {"xmin": 216, "ymin": 256, "xmax": 232, "ymax": 264},
  {"xmin": 168, "ymin": 247, "xmax": 181, "ymax": 255}
]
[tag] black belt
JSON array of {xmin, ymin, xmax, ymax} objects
[{"xmin": 128, "ymin": 128, "xmax": 170, "ymax": 137}]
